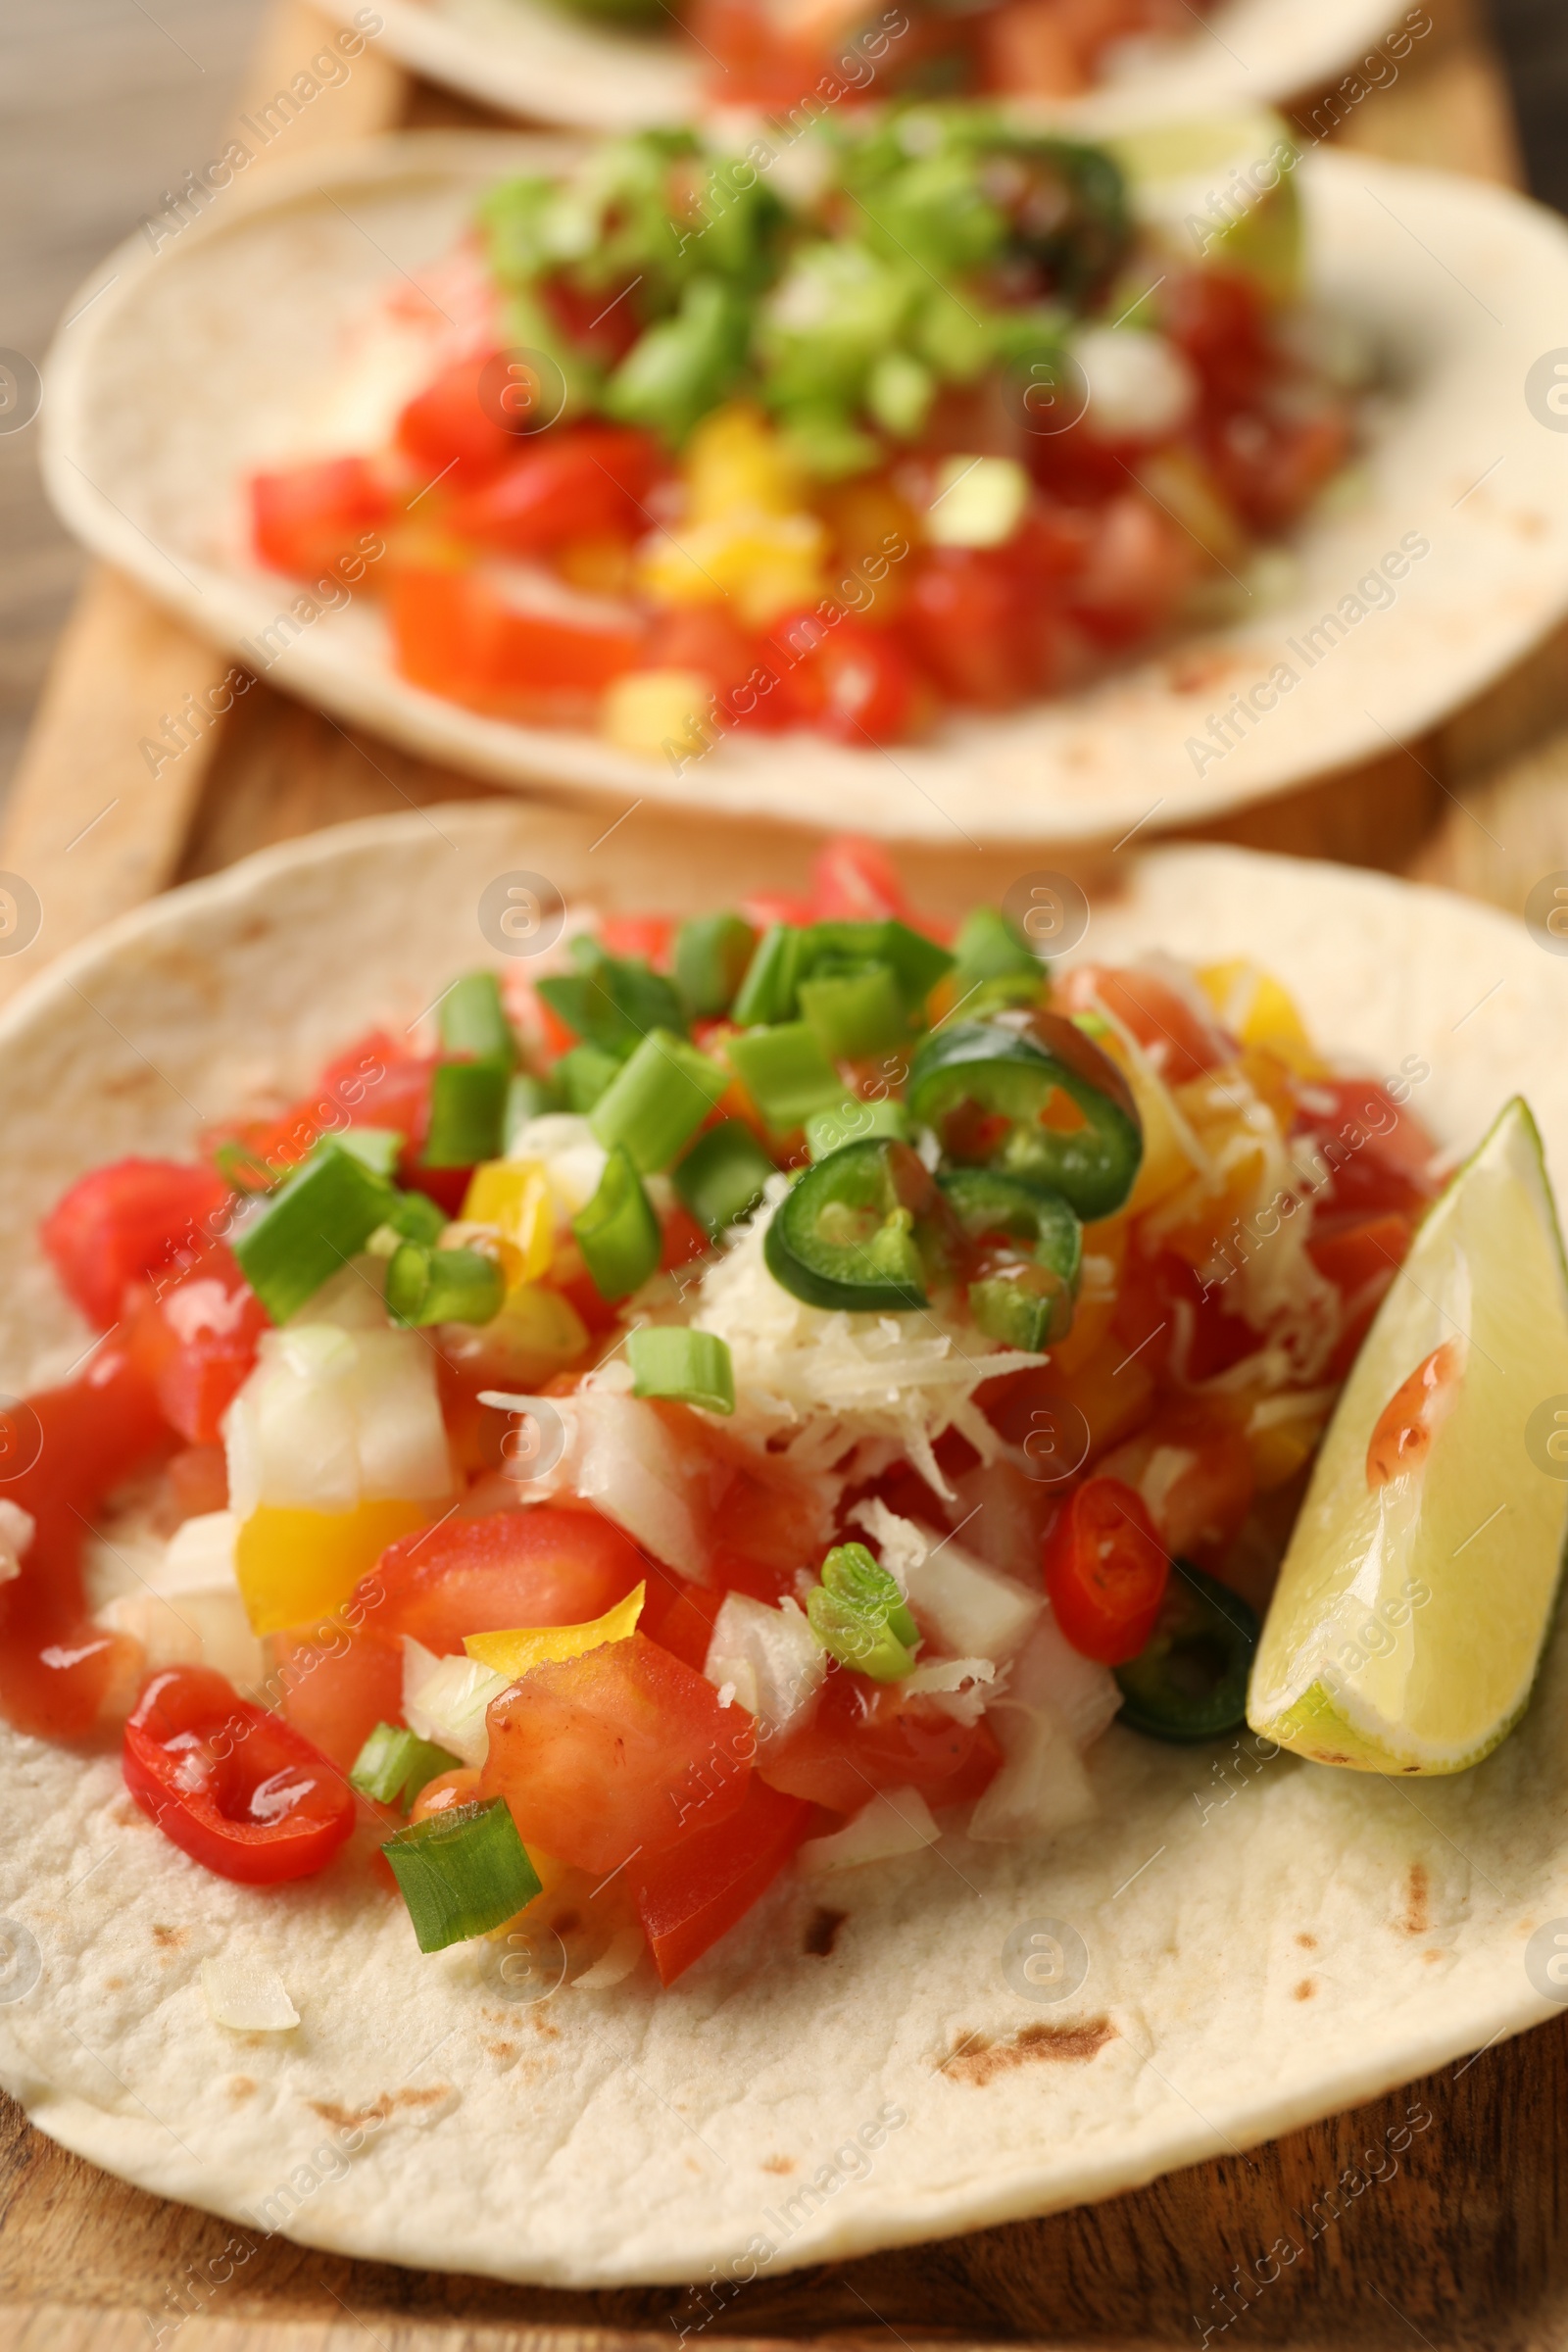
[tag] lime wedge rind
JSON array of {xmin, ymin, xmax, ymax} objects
[{"xmin": 1249, "ymin": 1096, "xmax": 1568, "ymax": 1776}]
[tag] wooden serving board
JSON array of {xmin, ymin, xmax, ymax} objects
[{"xmin": 5, "ymin": 3, "xmax": 1568, "ymax": 2345}]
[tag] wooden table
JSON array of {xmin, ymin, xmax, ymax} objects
[{"xmin": 5, "ymin": 2, "xmax": 1568, "ymax": 2343}]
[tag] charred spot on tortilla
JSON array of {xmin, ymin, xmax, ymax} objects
[
  {"xmin": 310, "ymin": 2098, "xmax": 391, "ymax": 2132},
  {"xmin": 226, "ymin": 2077, "xmax": 256, "ymax": 2100},
  {"xmin": 804, "ymin": 1908, "xmax": 848, "ymax": 1958},
  {"xmin": 1400, "ymin": 1862, "xmax": 1431, "ymax": 1936},
  {"xmin": 1293, "ymin": 1979, "xmax": 1316, "ymax": 2001},
  {"xmin": 485, "ymin": 2040, "xmax": 517, "ymax": 2064},
  {"xmin": 1296, "ymin": 1933, "xmax": 1317, "ymax": 1950},
  {"xmin": 152, "ymin": 1924, "xmax": 186, "ymax": 1948},
  {"xmin": 760, "ymin": 2156, "xmax": 796, "ymax": 2175},
  {"xmin": 943, "ymin": 2021, "xmax": 1115, "ymax": 2082}
]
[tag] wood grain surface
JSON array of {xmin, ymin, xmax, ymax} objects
[{"xmin": 4, "ymin": 2, "xmax": 1568, "ymax": 2346}]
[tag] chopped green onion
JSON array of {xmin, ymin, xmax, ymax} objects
[
  {"xmin": 557, "ymin": 1043, "xmax": 624, "ymax": 1114},
  {"xmin": 572, "ymin": 1144, "xmax": 662, "ymax": 1299},
  {"xmin": 798, "ymin": 961, "xmax": 906, "ymax": 1059},
  {"xmin": 383, "ymin": 1796, "xmax": 542, "ymax": 1953},
  {"xmin": 233, "ymin": 1145, "xmax": 396, "ymax": 1324},
  {"xmin": 440, "ymin": 971, "xmax": 515, "ymax": 1068},
  {"xmin": 804, "ymin": 1097, "xmax": 909, "ymax": 1161},
  {"xmin": 627, "ymin": 1326, "xmax": 735, "ymax": 1414},
  {"xmin": 726, "ymin": 1022, "xmax": 845, "ymax": 1131},
  {"xmin": 504, "ymin": 1069, "xmax": 563, "ymax": 1147},
  {"xmin": 806, "ymin": 1542, "xmax": 918, "ymax": 1681},
  {"xmin": 673, "ymin": 1119, "xmax": 775, "ymax": 1238},
  {"xmin": 350, "ymin": 1721, "xmax": 462, "ymax": 1810},
  {"xmin": 807, "ymin": 918, "xmax": 954, "ymax": 1009},
  {"xmin": 386, "ymin": 1243, "xmax": 506, "ymax": 1328},
  {"xmin": 954, "ymin": 905, "xmax": 1039, "ymax": 986},
  {"xmin": 674, "ymin": 911, "xmax": 757, "ymax": 1018},
  {"xmin": 330, "ymin": 1127, "xmax": 405, "ymax": 1179},
  {"xmin": 589, "ymin": 1028, "xmax": 729, "ymax": 1173},
  {"xmin": 731, "ymin": 924, "xmax": 807, "ymax": 1028},
  {"xmin": 423, "ymin": 1060, "xmax": 509, "ymax": 1167},
  {"xmin": 538, "ymin": 940, "xmax": 685, "ymax": 1053},
  {"xmin": 386, "ymin": 1188, "xmax": 448, "ymax": 1248}
]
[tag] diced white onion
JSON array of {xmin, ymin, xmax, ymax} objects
[
  {"xmin": 158, "ymin": 1511, "xmax": 240, "ymax": 1596},
  {"xmin": 529, "ymin": 1390, "xmax": 709, "ymax": 1576},
  {"xmin": 572, "ymin": 1925, "xmax": 647, "ymax": 1989},
  {"xmin": 1006, "ymin": 1615, "xmax": 1123, "ymax": 1753},
  {"xmin": 851, "ymin": 1499, "xmax": 1042, "ymax": 1662},
  {"xmin": 799, "ymin": 1787, "xmax": 940, "ymax": 1876},
  {"xmin": 901, "ymin": 1655, "xmax": 997, "ymax": 1726},
  {"xmin": 404, "ymin": 1640, "xmax": 513, "ymax": 1769},
  {"xmin": 1073, "ymin": 326, "xmax": 1198, "ymax": 443},
  {"xmin": 223, "ymin": 1324, "xmax": 452, "ymax": 1518},
  {"xmin": 505, "ymin": 1113, "xmax": 608, "ymax": 1221},
  {"xmin": 0, "ymin": 1498, "xmax": 35, "ymax": 1587},
  {"xmin": 200, "ymin": 1957, "xmax": 299, "ymax": 2032},
  {"xmin": 704, "ymin": 1592, "xmax": 824, "ymax": 1741},
  {"xmin": 925, "ymin": 456, "xmax": 1029, "ymax": 550},
  {"xmin": 967, "ymin": 1696, "xmax": 1098, "ymax": 1845}
]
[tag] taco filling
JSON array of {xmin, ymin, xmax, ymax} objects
[
  {"xmin": 247, "ymin": 107, "xmax": 1356, "ymax": 760},
  {"xmin": 0, "ymin": 837, "xmax": 1497, "ymax": 1989}
]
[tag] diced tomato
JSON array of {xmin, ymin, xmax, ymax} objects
[
  {"xmin": 0, "ymin": 1346, "xmax": 171, "ymax": 1740},
  {"xmin": 1205, "ymin": 407, "xmax": 1351, "ymax": 535},
  {"xmin": 759, "ymin": 1666, "xmax": 1002, "ymax": 1815},
  {"xmin": 480, "ymin": 1632, "xmax": 751, "ymax": 1875},
  {"xmin": 251, "ymin": 456, "xmax": 392, "ymax": 579},
  {"xmin": 633, "ymin": 1777, "xmax": 812, "ymax": 1984},
  {"xmin": 212, "ymin": 1029, "xmax": 433, "ymax": 1188},
  {"xmin": 41, "ymin": 1159, "xmax": 234, "ymax": 1332},
  {"xmin": 902, "ymin": 548, "xmax": 1058, "ymax": 708},
  {"xmin": 660, "ymin": 1205, "xmax": 711, "ymax": 1273},
  {"xmin": 409, "ymin": 1765, "xmax": 482, "ymax": 1823},
  {"xmin": 640, "ymin": 1579, "xmax": 725, "ymax": 1672},
  {"xmin": 1068, "ymin": 495, "xmax": 1193, "ymax": 649},
  {"xmin": 1159, "ymin": 268, "xmax": 1275, "ymax": 409},
  {"xmin": 168, "ymin": 1443, "xmax": 229, "ymax": 1520},
  {"xmin": 123, "ymin": 1665, "xmax": 356, "ymax": 1884},
  {"xmin": 1096, "ymin": 1404, "xmax": 1254, "ymax": 1565},
  {"xmin": 775, "ymin": 613, "xmax": 924, "ymax": 745},
  {"xmin": 394, "ymin": 357, "xmax": 519, "ymax": 488},
  {"xmin": 387, "ymin": 565, "xmax": 644, "ymax": 721},
  {"xmin": 124, "ymin": 1244, "xmax": 270, "ymax": 1446},
  {"xmin": 362, "ymin": 1505, "xmax": 648, "ymax": 1656},
  {"xmin": 1111, "ymin": 1244, "xmax": 1263, "ymax": 1385},
  {"xmin": 643, "ymin": 606, "xmax": 799, "ymax": 733},
  {"xmin": 599, "ymin": 912, "xmax": 676, "ymax": 963},
  {"xmin": 740, "ymin": 890, "xmax": 816, "ymax": 930},
  {"xmin": 808, "ymin": 837, "xmax": 910, "ymax": 922},
  {"xmin": 540, "ymin": 274, "xmax": 644, "ymax": 366},
  {"xmin": 1308, "ymin": 1209, "xmax": 1414, "ymax": 1379},
  {"xmin": 1054, "ymin": 962, "xmax": 1229, "ymax": 1085},
  {"xmin": 1043, "ymin": 1476, "xmax": 1170, "ymax": 1665},
  {"xmin": 449, "ymin": 425, "xmax": 662, "ymax": 553},
  {"xmin": 1292, "ymin": 1078, "xmax": 1440, "ymax": 1221},
  {"xmin": 274, "ymin": 1620, "xmax": 405, "ymax": 1774}
]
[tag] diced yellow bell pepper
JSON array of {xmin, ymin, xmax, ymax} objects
[
  {"xmin": 235, "ymin": 1495, "xmax": 434, "ymax": 1636},
  {"xmin": 601, "ymin": 668, "xmax": 713, "ymax": 764},
  {"xmin": 462, "ymin": 1160, "xmax": 554, "ymax": 1286},
  {"xmin": 638, "ymin": 511, "xmax": 829, "ymax": 627},
  {"xmin": 684, "ymin": 403, "xmax": 804, "ymax": 523},
  {"xmin": 1199, "ymin": 960, "xmax": 1327, "ymax": 1078},
  {"xmin": 465, "ymin": 1581, "xmax": 645, "ymax": 1680}
]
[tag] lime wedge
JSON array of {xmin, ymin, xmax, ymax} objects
[
  {"xmin": 1107, "ymin": 112, "xmax": 1302, "ymax": 303},
  {"xmin": 1248, "ymin": 1098, "xmax": 1568, "ymax": 1775}
]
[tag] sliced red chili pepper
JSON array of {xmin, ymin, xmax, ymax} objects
[
  {"xmin": 123, "ymin": 1665, "xmax": 357, "ymax": 1885},
  {"xmin": 1043, "ymin": 1475, "xmax": 1170, "ymax": 1666}
]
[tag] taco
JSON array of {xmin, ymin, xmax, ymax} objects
[
  {"xmin": 42, "ymin": 121, "xmax": 1568, "ymax": 842},
  {"xmin": 2, "ymin": 803, "xmax": 1568, "ymax": 2289},
  {"xmin": 310, "ymin": 0, "xmax": 1411, "ymax": 137}
]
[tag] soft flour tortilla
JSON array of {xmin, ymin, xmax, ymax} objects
[
  {"xmin": 42, "ymin": 133, "xmax": 1568, "ymax": 845},
  {"xmin": 312, "ymin": 0, "xmax": 1405, "ymax": 137},
  {"xmin": 3, "ymin": 803, "xmax": 1568, "ymax": 2285}
]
